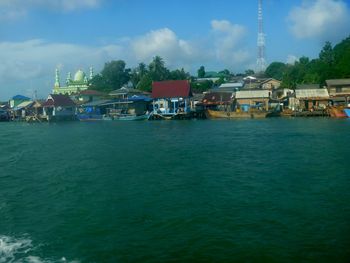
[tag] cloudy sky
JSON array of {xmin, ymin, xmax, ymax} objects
[{"xmin": 0, "ymin": 0, "xmax": 349, "ymax": 100}]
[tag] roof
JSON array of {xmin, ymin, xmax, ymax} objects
[
  {"xmin": 11, "ymin": 95, "xmax": 31, "ymax": 100},
  {"xmin": 152, "ymin": 80, "xmax": 192, "ymax": 99},
  {"xmin": 326, "ymin": 79, "xmax": 350, "ymax": 86},
  {"xmin": 79, "ymin": 90, "xmax": 105, "ymax": 96},
  {"xmin": 42, "ymin": 94, "xmax": 76, "ymax": 107},
  {"xmin": 219, "ymin": 82, "xmax": 244, "ymax": 88},
  {"xmin": 296, "ymin": 84, "xmax": 320, "ymax": 89},
  {"xmin": 236, "ymin": 90, "xmax": 270, "ymax": 99},
  {"xmin": 13, "ymin": 101, "xmax": 34, "ymax": 110},
  {"xmin": 109, "ymin": 87, "xmax": 142, "ymax": 96},
  {"xmin": 260, "ymin": 78, "xmax": 281, "ymax": 84},
  {"xmin": 295, "ymin": 89, "xmax": 329, "ymax": 99},
  {"xmin": 81, "ymin": 99, "xmax": 112, "ymax": 107},
  {"xmin": 202, "ymin": 92, "xmax": 232, "ymax": 105}
]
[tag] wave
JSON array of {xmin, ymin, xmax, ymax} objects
[{"xmin": 0, "ymin": 235, "xmax": 79, "ymax": 263}]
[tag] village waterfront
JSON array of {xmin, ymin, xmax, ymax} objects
[{"xmin": 1, "ymin": 118, "xmax": 350, "ymax": 262}]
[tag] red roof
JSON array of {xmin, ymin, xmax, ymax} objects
[
  {"xmin": 152, "ymin": 80, "xmax": 192, "ymax": 99},
  {"xmin": 42, "ymin": 94, "xmax": 76, "ymax": 107}
]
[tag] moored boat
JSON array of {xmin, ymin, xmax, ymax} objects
[
  {"xmin": 343, "ymin": 108, "xmax": 350, "ymax": 118},
  {"xmin": 112, "ymin": 113, "xmax": 150, "ymax": 121},
  {"xmin": 206, "ymin": 109, "xmax": 268, "ymax": 119},
  {"xmin": 328, "ymin": 106, "xmax": 346, "ymax": 118}
]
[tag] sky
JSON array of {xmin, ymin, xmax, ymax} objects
[{"xmin": 0, "ymin": 0, "xmax": 350, "ymax": 100}]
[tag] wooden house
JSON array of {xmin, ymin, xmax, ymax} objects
[
  {"xmin": 294, "ymin": 88, "xmax": 330, "ymax": 110},
  {"xmin": 326, "ymin": 79, "xmax": 350, "ymax": 106},
  {"xmin": 235, "ymin": 90, "xmax": 271, "ymax": 111},
  {"xmin": 151, "ymin": 80, "xmax": 192, "ymax": 117},
  {"xmin": 42, "ymin": 94, "xmax": 76, "ymax": 121},
  {"xmin": 260, "ymin": 78, "xmax": 281, "ymax": 90}
]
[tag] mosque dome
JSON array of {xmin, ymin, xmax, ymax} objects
[{"xmin": 74, "ymin": 69, "xmax": 86, "ymax": 82}]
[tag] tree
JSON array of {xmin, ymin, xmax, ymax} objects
[
  {"xmin": 170, "ymin": 68, "xmax": 190, "ymax": 80},
  {"xmin": 333, "ymin": 36, "xmax": 350, "ymax": 77},
  {"xmin": 90, "ymin": 60, "xmax": 130, "ymax": 92},
  {"xmin": 191, "ymin": 80, "xmax": 213, "ymax": 93},
  {"xmin": 265, "ymin": 62, "xmax": 287, "ymax": 80},
  {"xmin": 197, "ymin": 66, "xmax": 206, "ymax": 78},
  {"xmin": 245, "ymin": 69, "xmax": 255, "ymax": 76},
  {"xmin": 149, "ymin": 56, "xmax": 169, "ymax": 81},
  {"xmin": 130, "ymin": 62, "xmax": 149, "ymax": 87},
  {"xmin": 136, "ymin": 73, "xmax": 153, "ymax": 92}
]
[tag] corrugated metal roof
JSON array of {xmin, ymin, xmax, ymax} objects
[
  {"xmin": 326, "ymin": 79, "xmax": 350, "ymax": 86},
  {"xmin": 219, "ymin": 82, "xmax": 244, "ymax": 88},
  {"xmin": 152, "ymin": 80, "xmax": 192, "ymax": 99},
  {"xmin": 295, "ymin": 89, "xmax": 329, "ymax": 99},
  {"xmin": 236, "ymin": 90, "xmax": 270, "ymax": 99},
  {"xmin": 13, "ymin": 101, "xmax": 34, "ymax": 110}
]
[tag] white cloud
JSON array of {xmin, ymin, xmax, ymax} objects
[
  {"xmin": 0, "ymin": 0, "xmax": 102, "ymax": 20},
  {"xmin": 211, "ymin": 20, "xmax": 253, "ymax": 70},
  {"xmin": 288, "ymin": 0, "xmax": 350, "ymax": 41},
  {"xmin": 131, "ymin": 28, "xmax": 202, "ymax": 68},
  {"xmin": 286, "ymin": 55, "xmax": 298, "ymax": 65},
  {"xmin": 0, "ymin": 21, "xmax": 254, "ymax": 99},
  {"xmin": 0, "ymin": 39, "xmax": 124, "ymax": 98}
]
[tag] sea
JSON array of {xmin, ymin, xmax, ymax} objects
[{"xmin": 0, "ymin": 118, "xmax": 350, "ymax": 263}]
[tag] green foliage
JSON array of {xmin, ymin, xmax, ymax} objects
[
  {"xmin": 191, "ymin": 80, "xmax": 213, "ymax": 93},
  {"xmin": 136, "ymin": 74, "xmax": 153, "ymax": 92},
  {"xmin": 266, "ymin": 35, "xmax": 350, "ymax": 88},
  {"xmin": 265, "ymin": 62, "xmax": 287, "ymax": 80},
  {"xmin": 197, "ymin": 66, "xmax": 205, "ymax": 78},
  {"xmin": 245, "ymin": 69, "xmax": 255, "ymax": 76},
  {"xmin": 149, "ymin": 56, "xmax": 170, "ymax": 81},
  {"xmin": 90, "ymin": 60, "xmax": 130, "ymax": 92}
]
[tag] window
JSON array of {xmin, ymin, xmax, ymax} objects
[{"xmin": 336, "ymin": 87, "xmax": 342, "ymax": 93}]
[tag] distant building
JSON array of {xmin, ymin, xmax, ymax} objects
[
  {"xmin": 151, "ymin": 80, "xmax": 192, "ymax": 116},
  {"xmin": 260, "ymin": 78, "xmax": 281, "ymax": 90},
  {"xmin": 235, "ymin": 90, "xmax": 271, "ymax": 111},
  {"xmin": 53, "ymin": 67, "xmax": 94, "ymax": 95},
  {"xmin": 326, "ymin": 79, "xmax": 350, "ymax": 105},
  {"xmin": 294, "ymin": 88, "xmax": 329, "ymax": 110},
  {"xmin": 42, "ymin": 94, "xmax": 76, "ymax": 120},
  {"xmin": 218, "ymin": 82, "xmax": 244, "ymax": 92},
  {"xmin": 9, "ymin": 95, "xmax": 31, "ymax": 108}
]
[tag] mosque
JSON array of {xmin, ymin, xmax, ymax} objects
[{"xmin": 52, "ymin": 67, "xmax": 94, "ymax": 95}]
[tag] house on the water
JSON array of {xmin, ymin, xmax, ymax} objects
[
  {"xmin": 9, "ymin": 95, "xmax": 31, "ymax": 109},
  {"xmin": 293, "ymin": 86, "xmax": 330, "ymax": 111},
  {"xmin": 235, "ymin": 90, "xmax": 271, "ymax": 111},
  {"xmin": 42, "ymin": 94, "xmax": 76, "ymax": 121},
  {"xmin": 151, "ymin": 80, "xmax": 193, "ymax": 119},
  {"xmin": 326, "ymin": 79, "xmax": 350, "ymax": 106}
]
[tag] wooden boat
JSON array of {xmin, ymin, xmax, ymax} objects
[
  {"xmin": 328, "ymin": 106, "xmax": 346, "ymax": 118},
  {"xmin": 206, "ymin": 109, "xmax": 268, "ymax": 119},
  {"xmin": 112, "ymin": 113, "xmax": 150, "ymax": 121}
]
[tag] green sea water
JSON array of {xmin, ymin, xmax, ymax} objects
[{"xmin": 0, "ymin": 119, "xmax": 350, "ymax": 262}]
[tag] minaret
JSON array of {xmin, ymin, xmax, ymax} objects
[
  {"xmin": 89, "ymin": 66, "xmax": 94, "ymax": 80},
  {"xmin": 256, "ymin": 0, "xmax": 266, "ymax": 72},
  {"xmin": 54, "ymin": 68, "xmax": 60, "ymax": 88},
  {"xmin": 66, "ymin": 72, "xmax": 72, "ymax": 85}
]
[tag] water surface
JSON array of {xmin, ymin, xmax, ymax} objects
[{"xmin": 0, "ymin": 119, "xmax": 350, "ymax": 262}]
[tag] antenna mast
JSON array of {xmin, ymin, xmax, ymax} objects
[{"xmin": 256, "ymin": 0, "xmax": 266, "ymax": 72}]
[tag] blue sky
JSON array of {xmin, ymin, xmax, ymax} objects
[{"xmin": 0, "ymin": 0, "xmax": 350, "ymax": 100}]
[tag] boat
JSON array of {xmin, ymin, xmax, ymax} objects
[
  {"xmin": 112, "ymin": 113, "xmax": 150, "ymax": 121},
  {"xmin": 344, "ymin": 108, "xmax": 350, "ymax": 118},
  {"xmin": 206, "ymin": 109, "xmax": 268, "ymax": 119},
  {"xmin": 328, "ymin": 106, "xmax": 346, "ymax": 118}
]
